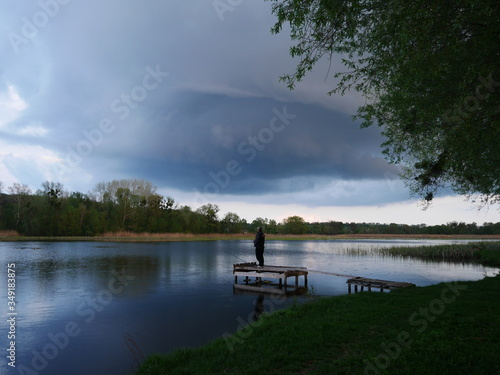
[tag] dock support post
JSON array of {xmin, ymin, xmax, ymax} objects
[
  {"xmin": 233, "ymin": 265, "xmax": 309, "ymax": 291},
  {"xmin": 348, "ymin": 284, "xmax": 351, "ymax": 294}
]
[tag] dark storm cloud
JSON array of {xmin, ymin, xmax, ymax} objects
[
  {"xmin": 2, "ymin": 1, "xmax": 498, "ymax": 224},
  {"xmin": 0, "ymin": 0, "xmax": 400, "ymax": 205},
  {"xmin": 110, "ymin": 92, "xmax": 398, "ymax": 196}
]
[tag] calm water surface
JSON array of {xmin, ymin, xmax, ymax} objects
[{"xmin": 0, "ymin": 239, "xmax": 498, "ymax": 375}]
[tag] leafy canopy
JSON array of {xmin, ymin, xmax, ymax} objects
[{"xmin": 268, "ymin": 0, "xmax": 500, "ymax": 207}]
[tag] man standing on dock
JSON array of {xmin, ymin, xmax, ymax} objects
[{"xmin": 254, "ymin": 226, "xmax": 265, "ymax": 267}]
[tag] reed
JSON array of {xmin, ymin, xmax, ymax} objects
[
  {"xmin": 98, "ymin": 232, "xmax": 253, "ymax": 240},
  {"xmin": 96, "ymin": 232, "xmax": 337, "ymax": 241},
  {"xmin": 0, "ymin": 230, "xmax": 19, "ymax": 237},
  {"xmin": 338, "ymin": 242, "xmax": 500, "ymax": 262},
  {"xmin": 375, "ymin": 242, "xmax": 500, "ymax": 261}
]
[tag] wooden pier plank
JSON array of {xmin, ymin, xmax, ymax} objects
[
  {"xmin": 233, "ymin": 265, "xmax": 307, "ymax": 273},
  {"xmin": 233, "ymin": 263, "xmax": 308, "ymax": 291},
  {"xmin": 346, "ymin": 276, "xmax": 415, "ymax": 293},
  {"xmin": 233, "ymin": 271, "xmax": 288, "ymax": 279}
]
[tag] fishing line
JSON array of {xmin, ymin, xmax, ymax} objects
[
  {"xmin": 234, "ymin": 254, "xmax": 253, "ymax": 264},
  {"xmin": 233, "ymin": 246, "xmax": 254, "ymax": 264}
]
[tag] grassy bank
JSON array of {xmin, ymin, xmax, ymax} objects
[
  {"xmin": 135, "ymin": 245, "xmax": 500, "ymax": 375},
  {"xmin": 1, "ymin": 230, "xmax": 500, "ymax": 242}
]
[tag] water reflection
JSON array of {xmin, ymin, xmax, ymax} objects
[
  {"xmin": 26, "ymin": 254, "xmax": 161, "ymax": 299},
  {"xmin": 234, "ymin": 283, "xmax": 309, "ymax": 297},
  {"xmin": 0, "ymin": 239, "xmax": 497, "ymax": 375},
  {"xmin": 253, "ymin": 294, "xmax": 264, "ymax": 321},
  {"xmin": 122, "ymin": 332, "xmax": 146, "ymax": 371}
]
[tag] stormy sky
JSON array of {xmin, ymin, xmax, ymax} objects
[{"xmin": 1, "ymin": 0, "xmax": 498, "ymax": 225}]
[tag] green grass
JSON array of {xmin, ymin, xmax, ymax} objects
[
  {"xmin": 343, "ymin": 241, "xmax": 500, "ymax": 263},
  {"xmin": 376, "ymin": 241, "xmax": 500, "ymax": 261},
  {"xmin": 134, "ymin": 244, "xmax": 500, "ymax": 375}
]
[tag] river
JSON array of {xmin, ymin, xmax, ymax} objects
[{"xmin": 0, "ymin": 239, "xmax": 498, "ymax": 375}]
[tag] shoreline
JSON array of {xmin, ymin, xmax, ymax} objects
[
  {"xmin": 1, "ymin": 232, "xmax": 500, "ymax": 242},
  {"xmin": 134, "ymin": 245, "xmax": 500, "ymax": 375}
]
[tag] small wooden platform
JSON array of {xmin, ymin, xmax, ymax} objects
[
  {"xmin": 233, "ymin": 262, "xmax": 308, "ymax": 289},
  {"xmin": 346, "ymin": 277, "xmax": 415, "ymax": 293}
]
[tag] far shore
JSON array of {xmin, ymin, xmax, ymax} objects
[{"xmin": 1, "ymin": 230, "xmax": 499, "ymax": 242}]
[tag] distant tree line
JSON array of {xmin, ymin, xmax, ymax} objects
[{"xmin": 0, "ymin": 179, "xmax": 499, "ymax": 236}]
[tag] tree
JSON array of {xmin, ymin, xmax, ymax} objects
[
  {"xmin": 144, "ymin": 194, "xmax": 173, "ymax": 232},
  {"xmin": 176, "ymin": 205, "xmax": 195, "ymax": 232},
  {"xmin": 115, "ymin": 187, "xmax": 133, "ymax": 228},
  {"xmin": 251, "ymin": 217, "xmax": 268, "ymax": 232},
  {"xmin": 67, "ymin": 192, "xmax": 94, "ymax": 235},
  {"xmin": 268, "ymin": 0, "xmax": 500, "ymax": 206},
  {"xmin": 323, "ymin": 220, "xmax": 344, "ymax": 235},
  {"xmin": 39, "ymin": 181, "xmax": 65, "ymax": 209},
  {"xmin": 91, "ymin": 178, "xmax": 159, "ymax": 231},
  {"xmin": 8, "ymin": 183, "xmax": 32, "ymax": 230},
  {"xmin": 221, "ymin": 212, "xmax": 243, "ymax": 233},
  {"xmin": 37, "ymin": 181, "xmax": 66, "ymax": 235},
  {"xmin": 268, "ymin": 219, "xmax": 278, "ymax": 234},
  {"xmin": 196, "ymin": 203, "xmax": 220, "ymax": 232},
  {"xmin": 91, "ymin": 179, "xmax": 157, "ymax": 204},
  {"xmin": 282, "ymin": 215, "xmax": 307, "ymax": 234}
]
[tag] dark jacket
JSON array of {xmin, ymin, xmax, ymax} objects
[{"xmin": 254, "ymin": 230, "xmax": 265, "ymax": 247}]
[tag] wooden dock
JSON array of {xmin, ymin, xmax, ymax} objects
[
  {"xmin": 346, "ymin": 277, "xmax": 415, "ymax": 293},
  {"xmin": 233, "ymin": 263, "xmax": 308, "ymax": 294},
  {"xmin": 233, "ymin": 263, "xmax": 415, "ymax": 295}
]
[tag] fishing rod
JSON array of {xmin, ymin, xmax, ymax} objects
[
  {"xmin": 234, "ymin": 252, "xmax": 356, "ymax": 277},
  {"xmin": 234, "ymin": 254, "xmax": 253, "ymax": 264}
]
